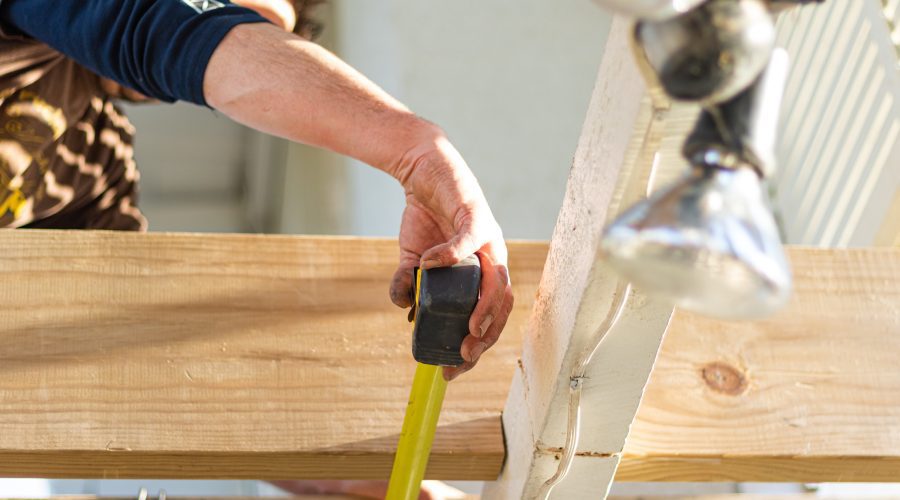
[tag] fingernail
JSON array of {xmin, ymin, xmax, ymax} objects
[
  {"xmin": 467, "ymin": 342, "xmax": 486, "ymax": 362},
  {"xmin": 477, "ymin": 315, "xmax": 494, "ymax": 338},
  {"xmin": 422, "ymin": 259, "xmax": 441, "ymax": 269}
]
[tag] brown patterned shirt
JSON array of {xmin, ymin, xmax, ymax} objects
[{"xmin": 0, "ymin": 32, "xmax": 146, "ymax": 231}]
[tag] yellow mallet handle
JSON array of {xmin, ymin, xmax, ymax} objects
[{"xmin": 386, "ymin": 361, "xmax": 448, "ymax": 500}]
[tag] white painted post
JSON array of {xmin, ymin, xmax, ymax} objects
[{"xmin": 483, "ymin": 17, "xmax": 674, "ymax": 500}]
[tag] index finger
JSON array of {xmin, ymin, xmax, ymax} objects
[
  {"xmin": 445, "ymin": 263, "xmax": 514, "ymax": 381},
  {"xmin": 468, "ymin": 250, "xmax": 509, "ymax": 339}
]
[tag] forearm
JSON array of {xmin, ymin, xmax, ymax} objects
[{"xmin": 203, "ymin": 22, "xmax": 439, "ymax": 180}]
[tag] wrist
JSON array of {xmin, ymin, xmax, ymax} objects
[{"xmin": 389, "ymin": 119, "xmax": 455, "ymax": 185}]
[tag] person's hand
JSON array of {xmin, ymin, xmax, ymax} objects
[
  {"xmin": 389, "ymin": 133, "xmax": 513, "ymax": 381},
  {"xmin": 203, "ymin": 21, "xmax": 511, "ymax": 378}
]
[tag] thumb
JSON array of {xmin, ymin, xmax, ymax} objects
[
  {"xmin": 390, "ymin": 248, "xmax": 422, "ymax": 308},
  {"xmin": 389, "ymin": 259, "xmax": 417, "ymax": 308},
  {"xmin": 419, "ymin": 221, "xmax": 482, "ymax": 270}
]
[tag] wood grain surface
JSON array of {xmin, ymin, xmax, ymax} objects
[
  {"xmin": 0, "ymin": 229, "xmax": 546, "ymax": 480},
  {"xmin": 0, "ymin": 230, "xmax": 897, "ymax": 482},
  {"xmin": 620, "ymin": 248, "xmax": 900, "ymax": 482}
]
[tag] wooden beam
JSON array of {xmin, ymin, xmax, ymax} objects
[
  {"xmin": 0, "ymin": 229, "xmax": 545, "ymax": 480},
  {"xmin": 483, "ymin": 16, "xmax": 675, "ymax": 499},
  {"xmin": 0, "ymin": 230, "xmax": 897, "ymax": 482},
  {"xmin": 619, "ymin": 247, "xmax": 900, "ymax": 483}
]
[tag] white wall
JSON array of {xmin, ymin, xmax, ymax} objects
[
  {"xmin": 125, "ymin": 1, "xmax": 613, "ymax": 240},
  {"xmin": 279, "ymin": 0, "xmax": 612, "ymax": 239}
]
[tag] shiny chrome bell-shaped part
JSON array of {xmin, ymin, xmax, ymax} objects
[
  {"xmin": 602, "ymin": 49, "xmax": 792, "ymax": 320},
  {"xmin": 601, "ymin": 167, "xmax": 790, "ymax": 320},
  {"xmin": 635, "ymin": 0, "xmax": 776, "ymax": 104}
]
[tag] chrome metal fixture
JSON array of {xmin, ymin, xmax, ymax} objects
[{"xmin": 602, "ymin": 50, "xmax": 792, "ymax": 320}]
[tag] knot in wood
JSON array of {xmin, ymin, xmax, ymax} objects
[{"xmin": 701, "ymin": 362, "xmax": 747, "ymax": 395}]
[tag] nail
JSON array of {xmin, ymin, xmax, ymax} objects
[
  {"xmin": 422, "ymin": 259, "xmax": 441, "ymax": 269},
  {"xmin": 477, "ymin": 315, "xmax": 494, "ymax": 338},
  {"xmin": 467, "ymin": 342, "xmax": 486, "ymax": 362}
]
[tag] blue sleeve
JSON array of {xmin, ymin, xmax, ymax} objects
[{"xmin": 0, "ymin": 0, "xmax": 271, "ymax": 105}]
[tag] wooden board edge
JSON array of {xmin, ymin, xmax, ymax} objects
[
  {"xmin": 0, "ymin": 450, "xmax": 502, "ymax": 481},
  {"xmin": 615, "ymin": 455, "xmax": 900, "ymax": 483}
]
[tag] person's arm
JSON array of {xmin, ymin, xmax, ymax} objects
[
  {"xmin": 0, "ymin": 1, "xmax": 512, "ymax": 378},
  {"xmin": 205, "ymin": 23, "xmax": 425, "ymax": 180},
  {"xmin": 0, "ymin": 0, "xmax": 271, "ymax": 104},
  {"xmin": 204, "ymin": 24, "xmax": 513, "ymax": 379}
]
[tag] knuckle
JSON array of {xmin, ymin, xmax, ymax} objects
[
  {"xmin": 503, "ymin": 299, "xmax": 515, "ymax": 316},
  {"xmin": 492, "ymin": 281, "xmax": 505, "ymax": 300},
  {"xmin": 454, "ymin": 362, "xmax": 475, "ymax": 376}
]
